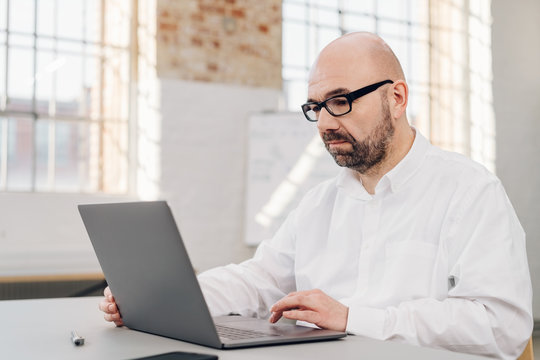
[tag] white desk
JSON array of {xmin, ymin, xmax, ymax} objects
[{"xmin": 0, "ymin": 297, "xmax": 490, "ymax": 360}]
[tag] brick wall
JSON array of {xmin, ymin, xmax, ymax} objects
[{"xmin": 156, "ymin": 0, "xmax": 282, "ymax": 89}]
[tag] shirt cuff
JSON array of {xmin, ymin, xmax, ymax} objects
[{"xmin": 345, "ymin": 304, "xmax": 386, "ymax": 339}]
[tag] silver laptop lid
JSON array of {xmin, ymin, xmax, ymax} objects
[{"xmin": 79, "ymin": 201, "xmax": 222, "ymax": 348}]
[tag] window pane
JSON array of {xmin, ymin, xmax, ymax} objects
[
  {"xmin": 55, "ymin": 120, "xmax": 83, "ymax": 192},
  {"xmin": 104, "ymin": 1, "xmax": 130, "ymax": 48},
  {"xmin": 384, "ymin": 37, "xmax": 410, "ymax": 76},
  {"xmin": 316, "ymin": 27, "xmax": 341, "ymax": 52},
  {"xmin": 85, "ymin": 1, "xmax": 102, "ymax": 43},
  {"xmin": 7, "ymin": 117, "xmax": 34, "ymax": 191},
  {"xmin": 7, "ymin": 48, "xmax": 34, "ymax": 112},
  {"xmin": 410, "ymin": 23, "xmax": 429, "ymax": 42},
  {"xmin": 376, "ymin": 0, "xmax": 410, "ymax": 21},
  {"xmin": 410, "ymin": 0, "xmax": 429, "ymax": 24},
  {"xmin": 37, "ymin": 37, "xmax": 55, "ymax": 51},
  {"xmin": 83, "ymin": 121, "xmax": 100, "ymax": 192},
  {"xmin": 283, "ymin": 22, "xmax": 307, "ymax": 68},
  {"xmin": 9, "ymin": 0, "xmax": 35, "ymax": 34},
  {"xmin": 312, "ymin": 7, "xmax": 340, "ymax": 27},
  {"xmin": 342, "ymin": 0, "xmax": 375, "ymax": 14},
  {"xmin": 35, "ymin": 51, "xmax": 55, "ymax": 114},
  {"xmin": 282, "ymin": 66, "xmax": 307, "ymax": 82},
  {"xmin": 102, "ymin": 50, "xmax": 129, "ymax": 119},
  {"xmin": 10, "ymin": 33, "xmax": 33, "ymax": 47},
  {"xmin": 55, "ymin": 54, "xmax": 83, "ymax": 116},
  {"xmin": 37, "ymin": 0, "xmax": 56, "ymax": 37},
  {"xmin": 0, "ymin": 117, "xmax": 6, "ymax": 189},
  {"xmin": 57, "ymin": 40, "xmax": 84, "ymax": 54},
  {"xmin": 284, "ymin": 79, "xmax": 307, "ymax": 112},
  {"xmin": 0, "ymin": 0, "xmax": 7, "ymax": 31},
  {"xmin": 34, "ymin": 118, "xmax": 51, "ymax": 191},
  {"xmin": 408, "ymin": 85, "xmax": 430, "ymax": 134},
  {"xmin": 378, "ymin": 20, "xmax": 410, "ymax": 40},
  {"xmin": 48, "ymin": 120, "xmax": 101, "ymax": 193},
  {"xmin": 311, "ymin": 0, "xmax": 338, "ymax": 10},
  {"xmin": 343, "ymin": 13, "xmax": 376, "ymax": 33},
  {"xmin": 0, "ymin": 44, "xmax": 5, "ymax": 102},
  {"xmin": 283, "ymin": 2, "xmax": 306, "ymax": 22},
  {"xmin": 57, "ymin": 0, "xmax": 84, "ymax": 40},
  {"xmin": 1, "ymin": 0, "xmax": 131, "ymax": 194},
  {"xmin": 102, "ymin": 121, "xmax": 128, "ymax": 193},
  {"xmin": 86, "ymin": 43, "xmax": 101, "ymax": 57},
  {"xmin": 83, "ymin": 54, "xmax": 99, "ymax": 91},
  {"xmin": 82, "ymin": 54, "xmax": 98, "ymax": 118},
  {"xmin": 409, "ymin": 41, "xmax": 429, "ymax": 84}
]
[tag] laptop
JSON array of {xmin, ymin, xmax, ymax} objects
[{"xmin": 78, "ymin": 201, "xmax": 346, "ymax": 349}]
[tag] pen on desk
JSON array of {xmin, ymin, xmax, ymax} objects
[{"xmin": 71, "ymin": 330, "xmax": 85, "ymax": 346}]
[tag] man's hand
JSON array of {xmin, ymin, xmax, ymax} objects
[
  {"xmin": 269, "ymin": 289, "xmax": 349, "ymax": 332},
  {"xmin": 98, "ymin": 286, "xmax": 124, "ymax": 326}
]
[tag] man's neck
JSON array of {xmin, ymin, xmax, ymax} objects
[{"xmin": 356, "ymin": 125, "xmax": 416, "ymax": 195}]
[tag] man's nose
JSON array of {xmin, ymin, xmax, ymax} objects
[{"xmin": 317, "ymin": 107, "xmax": 340, "ymax": 132}]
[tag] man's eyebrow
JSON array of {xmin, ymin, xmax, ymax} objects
[{"xmin": 306, "ymin": 87, "xmax": 350, "ymax": 103}]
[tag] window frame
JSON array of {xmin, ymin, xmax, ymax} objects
[{"xmin": 0, "ymin": 0, "xmax": 136, "ymax": 193}]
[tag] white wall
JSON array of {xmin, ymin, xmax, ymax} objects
[
  {"xmin": 492, "ymin": 0, "xmax": 540, "ymax": 318},
  {"xmin": 159, "ymin": 79, "xmax": 280, "ymax": 272},
  {"xmin": 0, "ymin": 193, "xmax": 136, "ymax": 276}
]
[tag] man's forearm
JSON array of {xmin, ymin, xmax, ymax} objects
[{"xmin": 343, "ymin": 296, "xmax": 532, "ymax": 360}]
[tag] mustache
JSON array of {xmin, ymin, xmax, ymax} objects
[{"xmin": 321, "ymin": 131, "xmax": 356, "ymax": 143}]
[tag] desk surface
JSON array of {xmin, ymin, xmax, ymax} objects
[{"xmin": 0, "ymin": 297, "xmax": 489, "ymax": 360}]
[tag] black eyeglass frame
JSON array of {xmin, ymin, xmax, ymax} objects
[{"xmin": 301, "ymin": 79, "xmax": 394, "ymax": 122}]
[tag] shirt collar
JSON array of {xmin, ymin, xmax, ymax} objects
[
  {"xmin": 336, "ymin": 168, "xmax": 373, "ymax": 200},
  {"xmin": 336, "ymin": 128, "xmax": 430, "ymax": 199},
  {"xmin": 385, "ymin": 128, "xmax": 430, "ymax": 193}
]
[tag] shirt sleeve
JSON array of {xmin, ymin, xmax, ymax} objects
[
  {"xmin": 343, "ymin": 179, "xmax": 533, "ymax": 360},
  {"xmin": 197, "ymin": 210, "xmax": 297, "ymax": 319}
]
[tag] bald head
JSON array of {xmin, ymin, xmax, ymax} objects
[
  {"xmin": 308, "ymin": 32, "xmax": 414, "ymax": 182},
  {"xmin": 309, "ymin": 32, "xmax": 405, "ymax": 88}
]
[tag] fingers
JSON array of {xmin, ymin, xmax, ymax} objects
[
  {"xmin": 271, "ymin": 290, "xmax": 319, "ymax": 314},
  {"xmin": 104, "ymin": 312, "xmax": 124, "ymax": 326},
  {"xmin": 104, "ymin": 311, "xmax": 122, "ymax": 321},
  {"xmin": 99, "ymin": 286, "xmax": 124, "ymax": 326},
  {"xmin": 104, "ymin": 286, "xmax": 115, "ymax": 302},
  {"xmin": 269, "ymin": 311, "xmax": 282, "ymax": 323},
  {"xmin": 269, "ymin": 290, "xmax": 319, "ymax": 324},
  {"xmin": 99, "ymin": 299, "xmax": 118, "ymax": 314},
  {"xmin": 102, "ymin": 303, "xmax": 124, "ymax": 326},
  {"xmin": 281, "ymin": 309, "xmax": 320, "ymax": 324},
  {"xmin": 269, "ymin": 289, "xmax": 348, "ymax": 331}
]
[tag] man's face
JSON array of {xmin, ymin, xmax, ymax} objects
[
  {"xmin": 320, "ymin": 94, "xmax": 395, "ymax": 174},
  {"xmin": 307, "ymin": 42, "xmax": 398, "ymax": 174}
]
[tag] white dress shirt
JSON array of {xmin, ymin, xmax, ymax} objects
[{"xmin": 198, "ymin": 131, "xmax": 533, "ymax": 359}]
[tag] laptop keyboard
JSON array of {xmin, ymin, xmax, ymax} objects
[{"xmin": 216, "ymin": 324, "xmax": 282, "ymax": 340}]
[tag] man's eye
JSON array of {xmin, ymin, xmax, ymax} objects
[
  {"xmin": 312, "ymin": 105, "xmax": 321, "ymax": 113},
  {"xmin": 330, "ymin": 98, "xmax": 348, "ymax": 106}
]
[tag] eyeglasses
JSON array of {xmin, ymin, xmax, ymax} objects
[{"xmin": 301, "ymin": 79, "xmax": 394, "ymax": 122}]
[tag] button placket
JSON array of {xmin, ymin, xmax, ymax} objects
[{"xmin": 356, "ymin": 198, "xmax": 382, "ymax": 294}]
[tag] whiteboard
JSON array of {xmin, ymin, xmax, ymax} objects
[{"xmin": 244, "ymin": 112, "xmax": 340, "ymax": 245}]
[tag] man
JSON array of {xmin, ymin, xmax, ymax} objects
[{"xmin": 100, "ymin": 32, "xmax": 532, "ymax": 359}]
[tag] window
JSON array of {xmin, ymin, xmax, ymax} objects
[
  {"xmin": 0, "ymin": 0, "xmax": 133, "ymax": 193},
  {"xmin": 282, "ymin": 0, "xmax": 495, "ymax": 171}
]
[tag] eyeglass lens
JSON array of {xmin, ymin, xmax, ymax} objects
[{"xmin": 303, "ymin": 96, "xmax": 350, "ymax": 121}]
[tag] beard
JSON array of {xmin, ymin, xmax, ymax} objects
[{"xmin": 322, "ymin": 98, "xmax": 395, "ymax": 174}]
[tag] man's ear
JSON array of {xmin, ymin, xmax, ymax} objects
[{"xmin": 389, "ymin": 80, "xmax": 408, "ymax": 119}]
